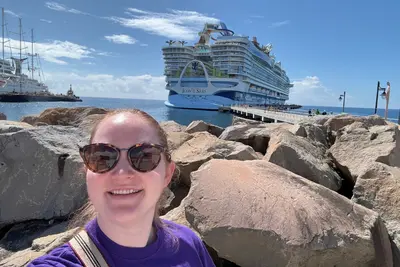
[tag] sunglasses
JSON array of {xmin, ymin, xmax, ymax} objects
[{"xmin": 79, "ymin": 143, "xmax": 169, "ymax": 173}]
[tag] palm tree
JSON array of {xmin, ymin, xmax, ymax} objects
[
  {"xmin": 166, "ymin": 40, "xmax": 175, "ymax": 46},
  {"xmin": 179, "ymin": 40, "xmax": 187, "ymax": 46}
]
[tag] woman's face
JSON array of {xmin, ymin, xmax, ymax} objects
[{"xmin": 86, "ymin": 113, "xmax": 175, "ymax": 225}]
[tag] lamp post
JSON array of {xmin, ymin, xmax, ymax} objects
[
  {"xmin": 339, "ymin": 91, "xmax": 346, "ymax": 113},
  {"xmin": 375, "ymin": 81, "xmax": 391, "ymax": 119},
  {"xmin": 374, "ymin": 81, "xmax": 389, "ymax": 114}
]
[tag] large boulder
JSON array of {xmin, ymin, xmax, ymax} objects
[
  {"xmin": 0, "ymin": 113, "xmax": 6, "ymax": 120},
  {"xmin": 185, "ymin": 120, "xmax": 224, "ymax": 138},
  {"xmin": 264, "ymin": 130, "xmax": 342, "ymax": 191},
  {"xmin": 20, "ymin": 115, "xmax": 39, "ymax": 126},
  {"xmin": 323, "ymin": 114, "xmax": 387, "ymax": 132},
  {"xmin": 172, "ymin": 132, "xmax": 260, "ymax": 186},
  {"xmin": 33, "ymin": 107, "xmax": 108, "ymax": 127},
  {"xmin": 160, "ymin": 121, "xmax": 186, "ymax": 133},
  {"xmin": 182, "ymin": 159, "xmax": 393, "ymax": 267},
  {"xmin": 329, "ymin": 123, "xmax": 400, "ymax": 183},
  {"xmin": 0, "ymin": 126, "xmax": 88, "ymax": 226},
  {"xmin": 0, "ymin": 121, "xmax": 33, "ymax": 134},
  {"xmin": 219, "ymin": 123, "xmax": 293, "ymax": 154},
  {"xmin": 352, "ymin": 162, "xmax": 400, "ymax": 263}
]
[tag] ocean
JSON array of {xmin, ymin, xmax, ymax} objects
[{"xmin": 0, "ymin": 97, "xmax": 399, "ymax": 128}]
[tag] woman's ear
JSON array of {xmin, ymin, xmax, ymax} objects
[{"xmin": 164, "ymin": 161, "xmax": 176, "ymax": 187}]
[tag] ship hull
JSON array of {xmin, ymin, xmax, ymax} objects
[{"xmin": 0, "ymin": 94, "xmax": 82, "ymax": 102}]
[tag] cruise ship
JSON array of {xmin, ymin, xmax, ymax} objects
[{"xmin": 162, "ymin": 22, "xmax": 293, "ymax": 110}]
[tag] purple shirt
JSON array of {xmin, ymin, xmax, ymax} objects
[{"xmin": 28, "ymin": 218, "xmax": 216, "ymax": 267}]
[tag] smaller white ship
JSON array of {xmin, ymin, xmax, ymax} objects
[{"xmin": 0, "ymin": 7, "xmax": 49, "ymax": 94}]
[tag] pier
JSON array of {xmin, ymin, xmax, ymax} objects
[{"xmin": 230, "ymin": 106, "xmax": 307, "ymax": 124}]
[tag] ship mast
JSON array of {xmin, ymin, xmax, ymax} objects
[{"xmin": 1, "ymin": 7, "xmax": 4, "ymax": 74}]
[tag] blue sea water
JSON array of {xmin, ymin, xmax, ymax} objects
[{"xmin": 0, "ymin": 97, "xmax": 398, "ymax": 128}]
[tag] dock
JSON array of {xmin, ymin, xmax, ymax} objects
[{"xmin": 230, "ymin": 106, "xmax": 307, "ymax": 124}]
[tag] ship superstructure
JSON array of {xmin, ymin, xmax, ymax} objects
[{"xmin": 162, "ymin": 22, "xmax": 293, "ymax": 110}]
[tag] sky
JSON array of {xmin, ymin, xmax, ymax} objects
[{"xmin": 1, "ymin": 0, "xmax": 399, "ymax": 109}]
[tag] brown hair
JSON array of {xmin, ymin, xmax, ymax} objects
[{"xmin": 68, "ymin": 109, "xmax": 177, "ymax": 231}]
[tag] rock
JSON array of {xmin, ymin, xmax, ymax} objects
[
  {"xmin": 185, "ymin": 120, "xmax": 224, "ymax": 138},
  {"xmin": 183, "ymin": 159, "xmax": 393, "ymax": 267},
  {"xmin": 78, "ymin": 114, "xmax": 106, "ymax": 135},
  {"xmin": 352, "ymin": 162, "xmax": 400, "ymax": 263},
  {"xmin": 0, "ymin": 121, "xmax": 33, "ymax": 134},
  {"xmin": 298, "ymin": 123, "xmax": 328, "ymax": 147},
  {"xmin": 219, "ymin": 123, "xmax": 292, "ymax": 154},
  {"xmin": 166, "ymin": 132, "xmax": 193, "ymax": 151},
  {"xmin": 34, "ymin": 107, "xmax": 108, "ymax": 127},
  {"xmin": 0, "ymin": 225, "xmax": 79, "ymax": 267},
  {"xmin": 160, "ymin": 121, "xmax": 186, "ymax": 133},
  {"xmin": 0, "ymin": 126, "xmax": 88, "ymax": 225},
  {"xmin": 0, "ymin": 113, "xmax": 6, "ymax": 120},
  {"xmin": 324, "ymin": 114, "xmax": 387, "ymax": 132},
  {"xmin": 264, "ymin": 130, "xmax": 342, "ymax": 191},
  {"xmin": 232, "ymin": 115, "xmax": 263, "ymax": 126},
  {"xmin": 172, "ymin": 132, "xmax": 260, "ymax": 186},
  {"xmin": 329, "ymin": 123, "xmax": 400, "ymax": 183},
  {"xmin": 20, "ymin": 115, "xmax": 38, "ymax": 126}
]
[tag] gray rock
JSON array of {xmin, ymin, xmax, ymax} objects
[
  {"xmin": 0, "ymin": 126, "xmax": 89, "ymax": 225},
  {"xmin": 0, "ymin": 121, "xmax": 33, "ymax": 134},
  {"xmin": 185, "ymin": 120, "xmax": 224, "ymax": 137},
  {"xmin": 0, "ymin": 113, "xmax": 6, "ymax": 121}
]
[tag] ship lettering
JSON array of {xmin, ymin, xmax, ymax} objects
[{"xmin": 182, "ymin": 88, "xmax": 207, "ymax": 94}]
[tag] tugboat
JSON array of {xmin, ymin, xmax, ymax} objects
[
  {"xmin": 0, "ymin": 85, "xmax": 82, "ymax": 102},
  {"xmin": 0, "ymin": 8, "xmax": 82, "ymax": 103}
]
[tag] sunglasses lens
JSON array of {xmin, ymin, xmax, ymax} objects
[
  {"xmin": 82, "ymin": 144, "xmax": 118, "ymax": 173},
  {"xmin": 129, "ymin": 145, "xmax": 162, "ymax": 172}
]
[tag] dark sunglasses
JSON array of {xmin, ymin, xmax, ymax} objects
[{"xmin": 79, "ymin": 143, "xmax": 170, "ymax": 173}]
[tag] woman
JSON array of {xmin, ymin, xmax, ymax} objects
[{"xmin": 29, "ymin": 109, "xmax": 216, "ymax": 267}]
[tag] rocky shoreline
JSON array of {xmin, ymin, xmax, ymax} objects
[{"xmin": 0, "ymin": 107, "xmax": 399, "ymax": 266}]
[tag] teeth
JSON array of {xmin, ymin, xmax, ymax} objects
[{"xmin": 111, "ymin": 189, "xmax": 141, "ymax": 195}]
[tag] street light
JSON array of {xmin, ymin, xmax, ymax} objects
[
  {"xmin": 339, "ymin": 91, "xmax": 346, "ymax": 113},
  {"xmin": 384, "ymin": 82, "xmax": 391, "ymax": 120},
  {"xmin": 374, "ymin": 81, "xmax": 390, "ymax": 114}
]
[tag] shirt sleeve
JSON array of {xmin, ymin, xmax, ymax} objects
[
  {"xmin": 194, "ymin": 237, "xmax": 217, "ymax": 267},
  {"xmin": 27, "ymin": 244, "xmax": 83, "ymax": 267}
]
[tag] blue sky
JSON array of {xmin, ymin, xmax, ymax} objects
[{"xmin": 2, "ymin": 0, "xmax": 399, "ymax": 109}]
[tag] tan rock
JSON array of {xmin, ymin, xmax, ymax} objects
[
  {"xmin": 0, "ymin": 120, "xmax": 33, "ymax": 134},
  {"xmin": 20, "ymin": 115, "xmax": 38, "ymax": 125},
  {"xmin": 166, "ymin": 131, "xmax": 193, "ymax": 151},
  {"xmin": 35, "ymin": 107, "xmax": 108, "ymax": 126},
  {"xmin": 232, "ymin": 115, "xmax": 264, "ymax": 126},
  {"xmin": 264, "ymin": 130, "xmax": 342, "ymax": 191},
  {"xmin": 160, "ymin": 120, "xmax": 186, "ymax": 133},
  {"xmin": 185, "ymin": 120, "xmax": 224, "ymax": 137},
  {"xmin": 329, "ymin": 123, "xmax": 400, "ymax": 183},
  {"xmin": 0, "ymin": 113, "xmax": 6, "ymax": 120},
  {"xmin": 184, "ymin": 159, "xmax": 393, "ymax": 267},
  {"xmin": 352, "ymin": 162, "xmax": 400, "ymax": 264},
  {"xmin": 323, "ymin": 114, "xmax": 387, "ymax": 132},
  {"xmin": 172, "ymin": 132, "xmax": 260, "ymax": 186},
  {"xmin": 219, "ymin": 123, "xmax": 292, "ymax": 154}
]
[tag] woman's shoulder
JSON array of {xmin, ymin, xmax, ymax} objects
[{"xmin": 27, "ymin": 243, "xmax": 82, "ymax": 267}]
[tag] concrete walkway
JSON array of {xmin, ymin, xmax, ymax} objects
[{"xmin": 231, "ymin": 106, "xmax": 308, "ymax": 124}]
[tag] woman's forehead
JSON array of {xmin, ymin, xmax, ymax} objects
[{"xmin": 92, "ymin": 113, "xmax": 158, "ymax": 144}]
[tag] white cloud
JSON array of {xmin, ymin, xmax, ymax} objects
[
  {"xmin": 269, "ymin": 20, "xmax": 290, "ymax": 28},
  {"xmin": 108, "ymin": 8, "xmax": 219, "ymax": 40},
  {"xmin": 289, "ymin": 76, "xmax": 340, "ymax": 106},
  {"xmin": 45, "ymin": 2, "xmax": 90, "ymax": 15},
  {"xmin": 40, "ymin": 19, "xmax": 52, "ymax": 24},
  {"xmin": 1, "ymin": 39, "xmax": 107, "ymax": 65},
  {"xmin": 5, "ymin": 10, "xmax": 19, "ymax": 18},
  {"xmin": 250, "ymin": 15, "xmax": 264, "ymax": 19},
  {"xmin": 105, "ymin": 34, "xmax": 137, "ymax": 45},
  {"xmin": 140, "ymin": 43, "xmax": 149, "ymax": 47},
  {"xmin": 44, "ymin": 72, "xmax": 167, "ymax": 99}
]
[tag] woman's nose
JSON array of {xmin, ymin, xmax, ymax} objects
[{"xmin": 112, "ymin": 151, "xmax": 136, "ymax": 176}]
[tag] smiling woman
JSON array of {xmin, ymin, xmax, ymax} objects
[{"xmin": 28, "ymin": 109, "xmax": 216, "ymax": 267}]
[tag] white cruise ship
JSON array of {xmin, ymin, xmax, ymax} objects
[{"xmin": 162, "ymin": 22, "xmax": 293, "ymax": 110}]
